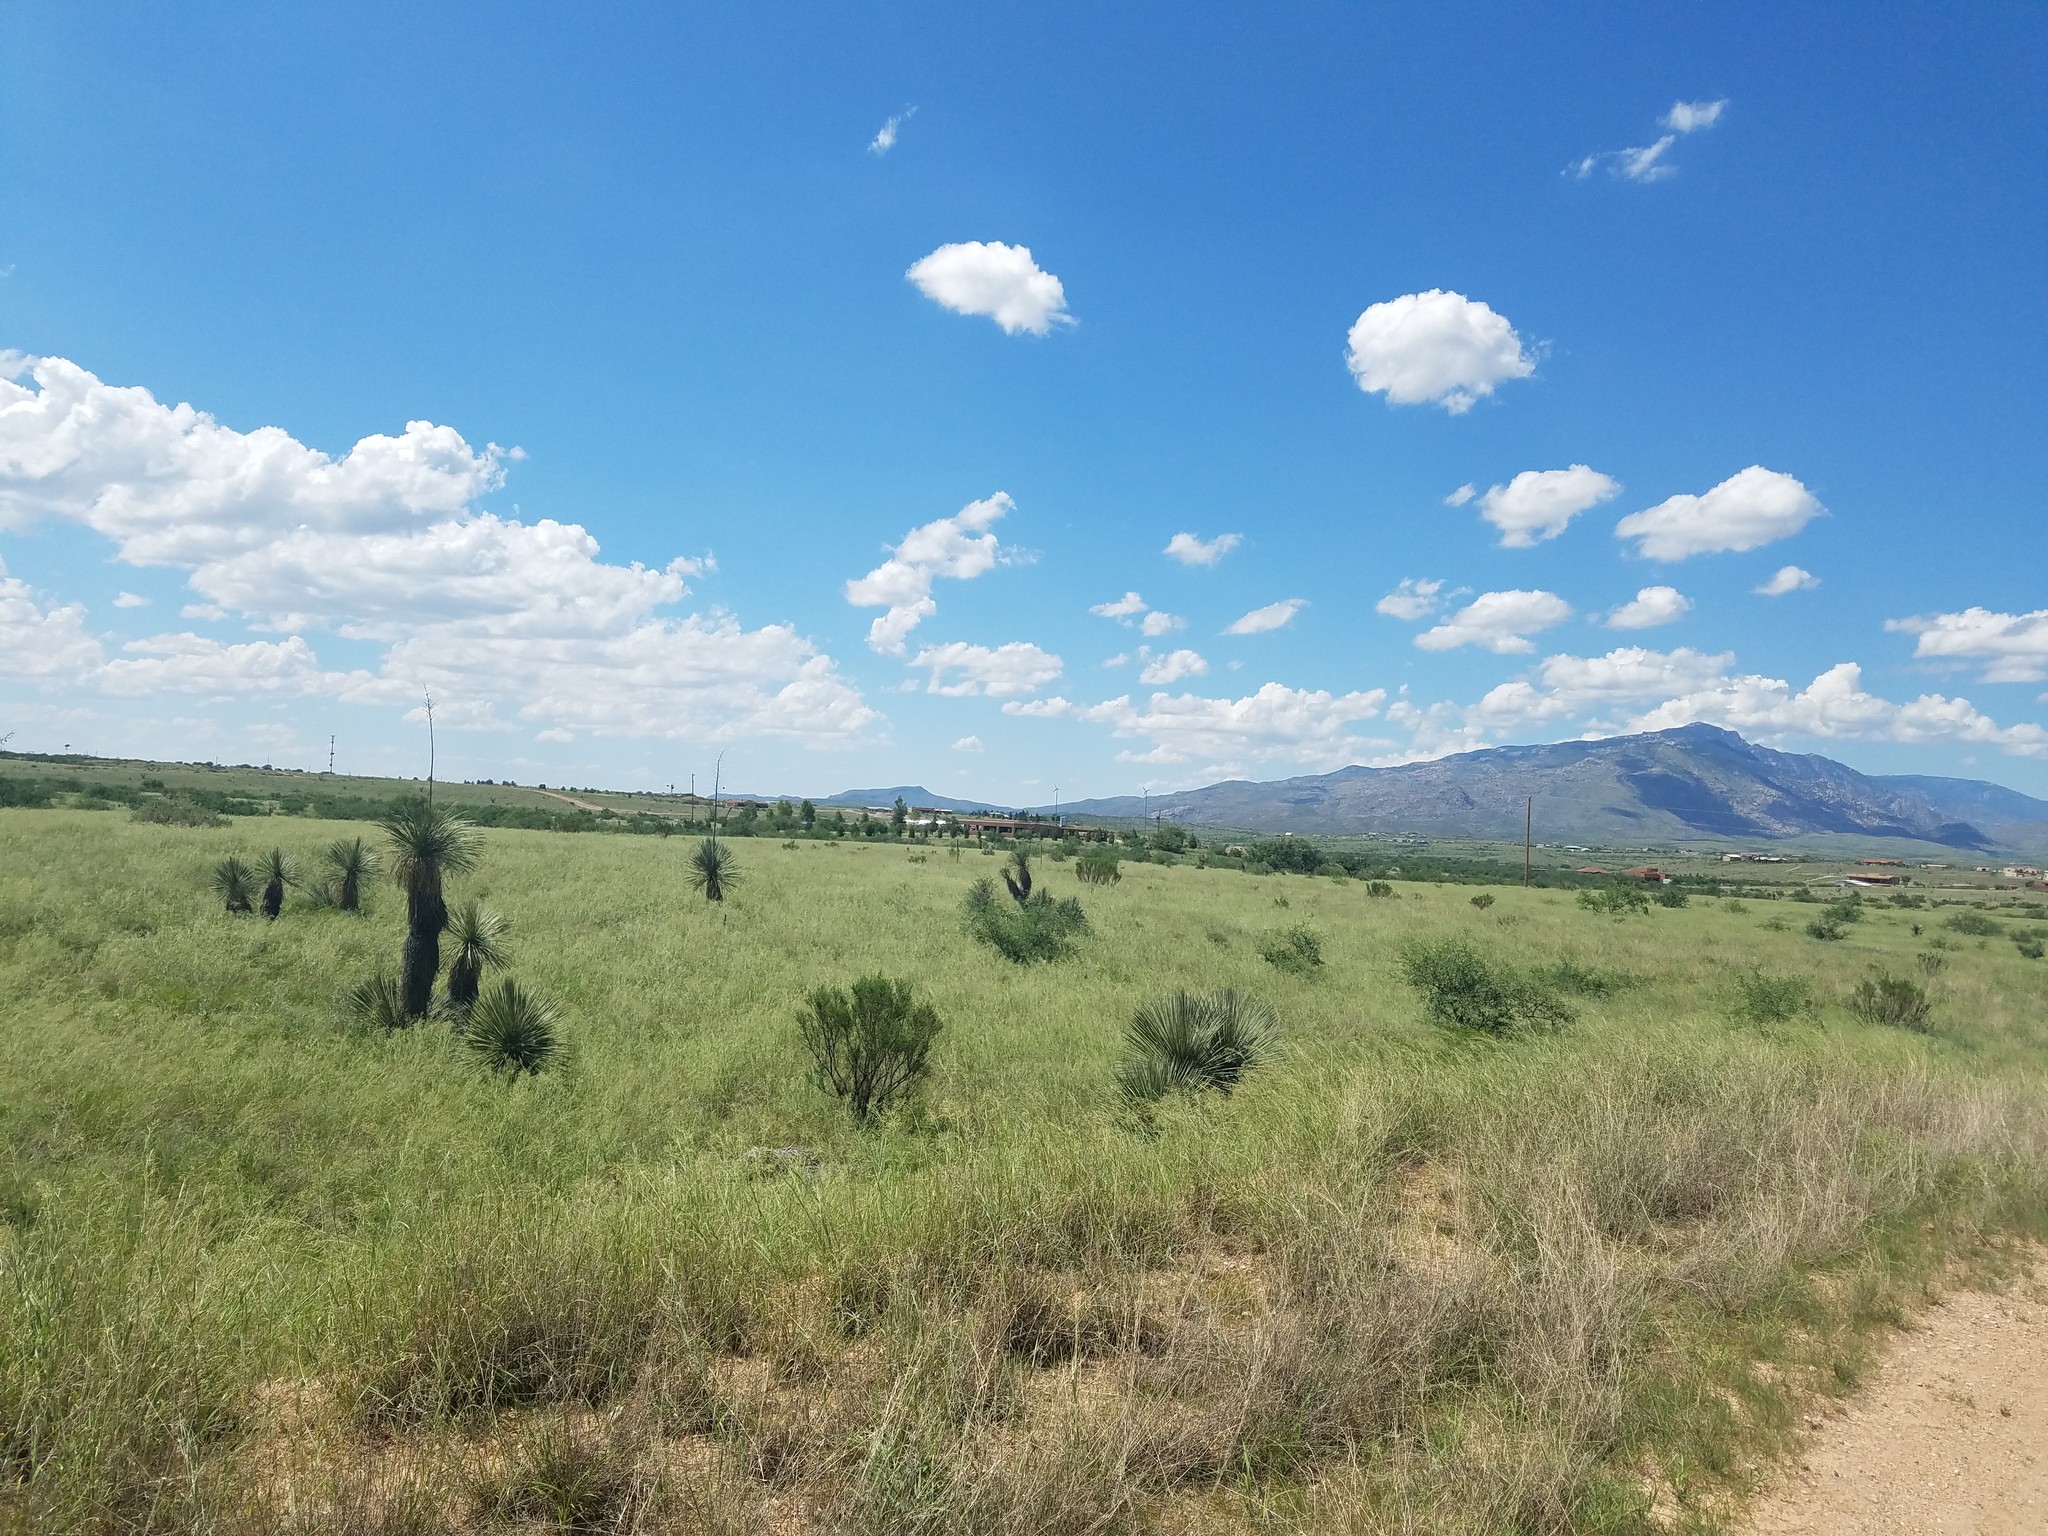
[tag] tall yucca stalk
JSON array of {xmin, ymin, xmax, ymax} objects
[
  {"xmin": 325, "ymin": 835, "xmax": 378, "ymax": 912},
  {"xmin": 445, "ymin": 900, "xmax": 511, "ymax": 1012},
  {"xmin": 381, "ymin": 797, "xmax": 481, "ymax": 1018}
]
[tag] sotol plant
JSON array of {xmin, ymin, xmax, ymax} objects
[
  {"xmin": 347, "ymin": 973, "xmax": 410, "ymax": 1031},
  {"xmin": 688, "ymin": 837, "xmax": 738, "ymax": 902},
  {"xmin": 382, "ymin": 797, "xmax": 482, "ymax": 1020},
  {"xmin": 212, "ymin": 853, "xmax": 256, "ymax": 914},
  {"xmin": 446, "ymin": 900, "xmax": 512, "ymax": 1012},
  {"xmin": 258, "ymin": 848, "xmax": 298, "ymax": 921},
  {"xmin": 461, "ymin": 977, "xmax": 563, "ymax": 1074},
  {"xmin": 1117, "ymin": 989, "xmax": 1276, "ymax": 1106},
  {"xmin": 798, "ymin": 975, "xmax": 941, "ymax": 1121},
  {"xmin": 325, "ymin": 835, "xmax": 378, "ymax": 912}
]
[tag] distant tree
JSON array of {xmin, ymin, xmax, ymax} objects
[
  {"xmin": 1150, "ymin": 822, "xmax": 1191, "ymax": 854},
  {"xmin": 799, "ymin": 798, "xmax": 816, "ymax": 830},
  {"xmin": 445, "ymin": 900, "xmax": 511, "ymax": 1011},
  {"xmin": 891, "ymin": 796, "xmax": 908, "ymax": 837},
  {"xmin": 382, "ymin": 797, "xmax": 482, "ymax": 1019}
]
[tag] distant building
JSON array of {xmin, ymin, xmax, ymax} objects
[{"xmin": 1625, "ymin": 866, "xmax": 1671, "ymax": 883}]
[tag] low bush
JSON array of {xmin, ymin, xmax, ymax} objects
[
  {"xmin": 461, "ymin": 978, "xmax": 564, "ymax": 1074},
  {"xmin": 1397, "ymin": 937, "xmax": 1574, "ymax": 1035},
  {"xmin": 2015, "ymin": 935, "xmax": 2045, "ymax": 960},
  {"xmin": 1257, "ymin": 925, "xmax": 1323, "ymax": 974},
  {"xmin": 1723, "ymin": 899, "xmax": 1749, "ymax": 914},
  {"xmin": 1805, "ymin": 915, "xmax": 1848, "ymax": 941},
  {"xmin": 1116, "ymin": 988, "xmax": 1275, "ymax": 1105},
  {"xmin": 1945, "ymin": 910, "xmax": 2003, "ymax": 938},
  {"xmin": 1074, "ymin": 853, "xmax": 1121, "ymax": 886},
  {"xmin": 964, "ymin": 878, "xmax": 1089, "ymax": 963},
  {"xmin": 1577, "ymin": 885, "xmax": 1650, "ymax": 917},
  {"xmin": 1532, "ymin": 957, "xmax": 1640, "ymax": 998},
  {"xmin": 797, "ymin": 975, "xmax": 941, "ymax": 1120},
  {"xmin": 1652, "ymin": 887, "xmax": 1689, "ymax": 909},
  {"xmin": 1365, "ymin": 880, "xmax": 1394, "ymax": 898},
  {"xmin": 1917, "ymin": 952, "xmax": 1948, "ymax": 977},
  {"xmin": 1469, "ymin": 892, "xmax": 1495, "ymax": 910},
  {"xmin": 1846, "ymin": 970, "xmax": 1933, "ymax": 1032},
  {"xmin": 1731, "ymin": 970, "xmax": 1814, "ymax": 1025},
  {"xmin": 131, "ymin": 796, "xmax": 226, "ymax": 828}
]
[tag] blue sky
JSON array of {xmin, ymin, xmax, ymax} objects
[{"xmin": 2, "ymin": 2, "xmax": 2045, "ymax": 802}]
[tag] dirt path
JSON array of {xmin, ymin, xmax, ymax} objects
[{"xmin": 1743, "ymin": 1248, "xmax": 2048, "ymax": 1535}]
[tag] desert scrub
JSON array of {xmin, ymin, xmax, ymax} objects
[
  {"xmin": 797, "ymin": 974, "xmax": 941, "ymax": 1120},
  {"xmin": 1398, "ymin": 936, "xmax": 1573, "ymax": 1035},
  {"xmin": 963, "ymin": 876, "xmax": 1088, "ymax": 963},
  {"xmin": 1732, "ymin": 969, "xmax": 1815, "ymax": 1026},
  {"xmin": 1258, "ymin": 924, "xmax": 1324, "ymax": 974},
  {"xmin": 1846, "ymin": 969, "xmax": 1933, "ymax": 1032},
  {"xmin": 1578, "ymin": 885, "xmax": 1650, "ymax": 916}
]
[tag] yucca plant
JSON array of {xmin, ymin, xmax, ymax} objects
[
  {"xmin": 1001, "ymin": 848, "xmax": 1033, "ymax": 904},
  {"xmin": 382, "ymin": 797, "xmax": 482, "ymax": 1019},
  {"xmin": 258, "ymin": 848, "xmax": 298, "ymax": 920},
  {"xmin": 688, "ymin": 837, "xmax": 738, "ymax": 902},
  {"xmin": 325, "ymin": 835, "xmax": 378, "ymax": 912},
  {"xmin": 460, "ymin": 977, "xmax": 562, "ymax": 1074},
  {"xmin": 347, "ymin": 973, "xmax": 410, "ymax": 1031},
  {"xmin": 212, "ymin": 854, "xmax": 256, "ymax": 914},
  {"xmin": 445, "ymin": 900, "xmax": 512, "ymax": 1012},
  {"xmin": 1117, "ymin": 989, "xmax": 1276, "ymax": 1106}
]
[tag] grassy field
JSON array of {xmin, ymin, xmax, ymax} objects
[{"xmin": 4, "ymin": 807, "xmax": 2048, "ymax": 1534}]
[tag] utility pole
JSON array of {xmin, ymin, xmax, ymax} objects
[
  {"xmin": 422, "ymin": 689, "xmax": 436, "ymax": 801},
  {"xmin": 1523, "ymin": 796, "xmax": 1532, "ymax": 888},
  {"xmin": 328, "ymin": 734, "xmax": 336, "ymax": 775}
]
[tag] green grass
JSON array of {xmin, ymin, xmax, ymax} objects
[{"xmin": 4, "ymin": 810, "xmax": 2048, "ymax": 1533}]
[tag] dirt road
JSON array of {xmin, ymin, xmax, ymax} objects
[{"xmin": 1743, "ymin": 1249, "xmax": 2048, "ymax": 1535}]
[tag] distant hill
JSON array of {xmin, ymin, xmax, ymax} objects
[
  {"xmin": 816, "ymin": 785, "xmax": 1017, "ymax": 814},
  {"xmin": 1037, "ymin": 724, "xmax": 2048, "ymax": 849}
]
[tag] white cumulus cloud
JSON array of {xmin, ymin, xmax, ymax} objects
[
  {"xmin": 1344, "ymin": 290, "xmax": 1534, "ymax": 414},
  {"xmin": 911, "ymin": 640, "xmax": 1063, "ymax": 697},
  {"xmin": 1139, "ymin": 610, "xmax": 1183, "ymax": 637},
  {"xmin": 1756, "ymin": 565, "xmax": 1820, "ymax": 596},
  {"xmin": 1138, "ymin": 648, "xmax": 1207, "ymax": 684},
  {"xmin": 1614, "ymin": 466, "xmax": 1823, "ymax": 560},
  {"xmin": 1090, "ymin": 591, "xmax": 1147, "ymax": 620},
  {"xmin": 906, "ymin": 242, "xmax": 1071, "ymax": 335},
  {"xmin": 869, "ymin": 107, "xmax": 915, "ymax": 155},
  {"xmin": 952, "ymin": 734, "xmax": 984, "ymax": 752},
  {"xmin": 1473, "ymin": 465, "xmax": 1620, "ymax": 547},
  {"xmin": 1163, "ymin": 531, "xmax": 1241, "ymax": 566},
  {"xmin": 1664, "ymin": 99, "xmax": 1728, "ymax": 133},
  {"xmin": 846, "ymin": 492, "xmax": 1013, "ymax": 655},
  {"xmin": 1008, "ymin": 681, "xmax": 1388, "ymax": 769},
  {"xmin": 1416, "ymin": 590, "xmax": 1572, "ymax": 654},
  {"xmin": 1375, "ymin": 578, "xmax": 1445, "ymax": 622},
  {"xmin": 1887, "ymin": 607, "xmax": 2048, "ymax": 684},
  {"xmin": 1223, "ymin": 598, "xmax": 1306, "ymax": 636},
  {"xmin": 112, "ymin": 590, "xmax": 149, "ymax": 608},
  {"xmin": 1605, "ymin": 585, "xmax": 1692, "ymax": 630}
]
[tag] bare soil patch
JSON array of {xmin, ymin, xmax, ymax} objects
[{"xmin": 1743, "ymin": 1245, "xmax": 2048, "ymax": 1535}]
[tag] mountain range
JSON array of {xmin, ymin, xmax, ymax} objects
[{"xmin": 988, "ymin": 725, "xmax": 2048, "ymax": 851}]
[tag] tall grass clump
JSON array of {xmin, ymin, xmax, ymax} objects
[
  {"xmin": 1846, "ymin": 969, "xmax": 1933, "ymax": 1032},
  {"xmin": 1116, "ymin": 988, "xmax": 1275, "ymax": 1106},
  {"xmin": 963, "ymin": 876, "xmax": 1088, "ymax": 963},
  {"xmin": 797, "ymin": 974, "xmax": 942, "ymax": 1121},
  {"xmin": 687, "ymin": 836, "xmax": 738, "ymax": 902},
  {"xmin": 210, "ymin": 853, "xmax": 255, "ymax": 914},
  {"xmin": 382, "ymin": 797, "xmax": 482, "ymax": 1018},
  {"xmin": 460, "ymin": 977, "xmax": 564, "ymax": 1074},
  {"xmin": 1398, "ymin": 936, "xmax": 1573, "ymax": 1035}
]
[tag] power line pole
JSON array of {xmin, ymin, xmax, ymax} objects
[
  {"xmin": 328, "ymin": 734, "xmax": 335, "ymax": 775},
  {"xmin": 1523, "ymin": 796, "xmax": 1532, "ymax": 888}
]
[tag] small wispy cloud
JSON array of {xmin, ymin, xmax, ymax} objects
[
  {"xmin": 869, "ymin": 107, "xmax": 916, "ymax": 155},
  {"xmin": 1164, "ymin": 531, "xmax": 1242, "ymax": 567},
  {"xmin": 1570, "ymin": 98, "xmax": 1728, "ymax": 183}
]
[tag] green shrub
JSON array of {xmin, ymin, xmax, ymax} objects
[
  {"xmin": 1732, "ymin": 970, "xmax": 1814, "ymax": 1025},
  {"xmin": 1257, "ymin": 925, "xmax": 1323, "ymax": 974},
  {"xmin": 1723, "ymin": 899, "xmax": 1749, "ymax": 914},
  {"xmin": 131, "ymin": 795, "xmax": 226, "ymax": 828},
  {"xmin": 1248, "ymin": 838, "xmax": 1323, "ymax": 875},
  {"xmin": 461, "ymin": 978, "xmax": 564, "ymax": 1074},
  {"xmin": 1653, "ymin": 887, "xmax": 1689, "ymax": 909},
  {"xmin": 1532, "ymin": 958, "xmax": 1639, "ymax": 997},
  {"xmin": 1116, "ymin": 989, "xmax": 1275, "ymax": 1106},
  {"xmin": 1469, "ymin": 892, "xmax": 1495, "ymax": 911},
  {"xmin": 1805, "ymin": 915, "xmax": 1847, "ymax": 941},
  {"xmin": 1944, "ymin": 910, "xmax": 2002, "ymax": 938},
  {"xmin": 1397, "ymin": 937, "xmax": 1573, "ymax": 1035},
  {"xmin": 1364, "ymin": 880, "xmax": 1394, "ymax": 899},
  {"xmin": 964, "ymin": 878, "xmax": 1088, "ymax": 963},
  {"xmin": 1846, "ymin": 970, "xmax": 1933, "ymax": 1032},
  {"xmin": 2015, "ymin": 936, "xmax": 2045, "ymax": 961},
  {"xmin": 1823, "ymin": 897, "xmax": 1863, "ymax": 923},
  {"xmin": 1074, "ymin": 853, "xmax": 1122, "ymax": 886},
  {"xmin": 1916, "ymin": 952, "xmax": 1948, "ymax": 977},
  {"xmin": 1578, "ymin": 885, "xmax": 1650, "ymax": 916},
  {"xmin": 797, "ymin": 975, "xmax": 941, "ymax": 1120}
]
